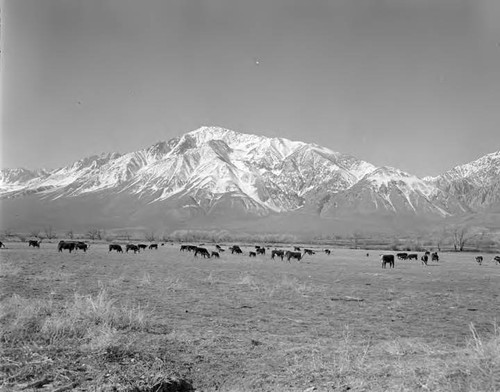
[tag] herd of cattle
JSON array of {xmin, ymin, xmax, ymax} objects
[{"xmin": 0, "ymin": 240, "xmax": 499, "ymax": 266}]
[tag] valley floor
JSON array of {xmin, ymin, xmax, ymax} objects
[{"xmin": 1, "ymin": 243, "xmax": 499, "ymax": 391}]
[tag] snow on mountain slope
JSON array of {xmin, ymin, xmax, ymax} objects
[
  {"xmin": 319, "ymin": 166, "xmax": 465, "ymax": 218},
  {"xmin": 1, "ymin": 127, "xmax": 497, "ymax": 223},
  {"xmin": 426, "ymin": 150, "xmax": 500, "ymax": 210},
  {"xmin": 0, "ymin": 126, "xmax": 376, "ymax": 216}
]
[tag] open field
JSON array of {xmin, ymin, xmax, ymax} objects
[{"xmin": 1, "ymin": 242, "xmax": 500, "ymax": 391}]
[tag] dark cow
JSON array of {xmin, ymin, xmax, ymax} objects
[
  {"xmin": 75, "ymin": 241, "xmax": 89, "ymax": 252},
  {"xmin": 149, "ymin": 244, "xmax": 158, "ymax": 250},
  {"xmin": 211, "ymin": 251, "xmax": 220, "ymax": 258},
  {"xmin": 0, "ymin": 241, "xmax": 5, "ymax": 248},
  {"xmin": 380, "ymin": 254, "xmax": 395, "ymax": 268},
  {"xmin": 271, "ymin": 249, "xmax": 284, "ymax": 261},
  {"xmin": 476, "ymin": 256, "xmax": 483, "ymax": 265},
  {"xmin": 396, "ymin": 252, "xmax": 408, "ymax": 260},
  {"xmin": 255, "ymin": 245, "xmax": 261, "ymax": 250},
  {"xmin": 194, "ymin": 247, "xmax": 210, "ymax": 258},
  {"xmin": 421, "ymin": 254, "xmax": 429, "ymax": 266},
  {"xmin": 126, "ymin": 244, "xmax": 140, "ymax": 254},
  {"xmin": 324, "ymin": 249, "xmax": 331, "ymax": 255},
  {"xmin": 138, "ymin": 244, "xmax": 147, "ymax": 251},
  {"xmin": 230, "ymin": 245, "xmax": 243, "ymax": 254},
  {"xmin": 408, "ymin": 253, "xmax": 418, "ymax": 261},
  {"xmin": 58, "ymin": 241, "xmax": 76, "ymax": 253},
  {"xmin": 431, "ymin": 252, "xmax": 439, "ymax": 262},
  {"xmin": 294, "ymin": 246, "xmax": 301, "ymax": 251},
  {"xmin": 109, "ymin": 244, "xmax": 123, "ymax": 253},
  {"xmin": 249, "ymin": 251, "xmax": 257, "ymax": 257},
  {"xmin": 303, "ymin": 249, "xmax": 315, "ymax": 256},
  {"xmin": 180, "ymin": 245, "xmax": 197, "ymax": 252},
  {"xmin": 493, "ymin": 256, "xmax": 500, "ymax": 264},
  {"xmin": 286, "ymin": 251, "xmax": 302, "ymax": 262},
  {"xmin": 256, "ymin": 247, "xmax": 265, "ymax": 255},
  {"xmin": 216, "ymin": 244, "xmax": 224, "ymax": 251},
  {"xmin": 29, "ymin": 240, "xmax": 41, "ymax": 248}
]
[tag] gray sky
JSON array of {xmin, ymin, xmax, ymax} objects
[{"xmin": 2, "ymin": 0, "xmax": 500, "ymax": 177}]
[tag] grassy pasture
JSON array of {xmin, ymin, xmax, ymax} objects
[{"xmin": 1, "ymin": 242, "xmax": 500, "ymax": 391}]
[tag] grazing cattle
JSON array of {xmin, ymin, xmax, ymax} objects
[
  {"xmin": 230, "ymin": 245, "xmax": 243, "ymax": 254},
  {"xmin": 180, "ymin": 245, "xmax": 189, "ymax": 251},
  {"xmin": 303, "ymin": 249, "xmax": 315, "ymax": 256},
  {"xmin": 396, "ymin": 252, "xmax": 408, "ymax": 260},
  {"xmin": 75, "ymin": 241, "xmax": 89, "ymax": 252},
  {"xmin": 366, "ymin": 253, "xmax": 369, "ymax": 257},
  {"xmin": 256, "ymin": 247, "xmax": 265, "ymax": 255},
  {"xmin": 58, "ymin": 241, "xmax": 76, "ymax": 253},
  {"xmin": 493, "ymin": 256, "xmax": 500, "ymax": 264},
  {"xmin": 194, "ymin": 247, "xmax": 210, "ymax": 258},
  {"xmin": 211, "ymin": 251, "xmax": 220, "ymax": 258},
  {"xmin": 0, "ymin": 241, "xmax": 5, "ymax": 248},
  {"xmin": 431, "ymin": 252, "xmax": 439, "ymax": 262},
  {"xmin": 216, "ymin": 244, "xmax": 223, "ymax": 250},
  {"xmin": 149, "ymin": 244, "xmax": 158, "ymax": 250},
  {"xmin": 138, "ymin": 244, "xmax": 147, "ymax": 251},
  {"xmin": 294, "ymin": 246, "xmax": 301, "ymax": 251},
  {"xmin": 126, "ymin": 244, "xmax": 140, "ymax": 254},
  {"xmin": 476, "ymin": 256, "xmax": 483, "ymax": 265},
  {"xmin": 249, "ymin": 251, "xmax": 257, "ymax": 257},
  {"xmin": 271, "ymin": 249, "xmax": 284, "ymax": 260},
  {"xmin": 324, "ymin": 249, "xmax": 331, "ymax": 255},
  {"xmin": 380, "ymin": 254, "xmax": 395, "ymax": 269},
  {"xmin": 109, "ymin": 244, "xmax": 123, "ymax": 253},
  {"xmin": 421, "ymin": 254, "xmax": 428, "ymax": 266},
  {"xmin": 255, "ymin": 245, "xmax": 261, "ymax": 250},
  {"xmin": 285, "ymin": 250, "xmax": 302, "ymax": 262},
  {"xmin": 29, "ymin": 240, "xmax": 41, "ymax": 248},
  {"xmin": 408, "ymin": 253, "xmax": 418, "ymax": 261}
]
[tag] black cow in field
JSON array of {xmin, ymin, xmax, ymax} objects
[
  {"xmin": 408, "ymin": 253, "xmax": 418, "ymax": 261},
  {"xmin": 493, "ymin": 256, "xmax": 500, "ymax": 264},
  {"xmin": 194, "ymin": 247, "xmax": 210, "ymax": 258},
  {"xmin": 138, "ymin": 244, "xmax": 147, "ymax": 251},
  {"xmin": 256, "ymin": 247, "xmax": 265, "ymax": 255},
  {"xmin": 149, "ymin": 244, "xmax": 158, "ymax": 250},
  {"xmin": 303, "ymin": 249, "xmax": 315, "ymax": 256},
  {"xmin": 431, "ymin": 252, "xmax": 439, "ymax": 262},
  {"xmin": 421, "ymin": 254, "xmax": 428, "ymax": 266},
  {"xmin": 271, "ymin": 249, "xmax": 284, "ymax": 260},
  {"xmin": 286, "ymin": 251, "xmax": 302, "ymax": 262},
  {"xmin": 249, "ymin": 251, "xmax": 257, "ymax": 257},
  {"xmin": 58, "ymin": 241, "xmax": 76, "ymax": 253},
  {"xmin": 211, "ymin": 251, "xmax": 220, "ymax": 258},
  {"xmin": 397, "ymin": 252, "xmax": 408, "ymax": 260},
  {"xmin": 126, "ymin": 244, "xmax": 140, "ymax": 254},
  {"xmin": 109, "ymin": 244, "xmax": 123, "ymax": 253},
  {"xmin": 230, "ymin": 245, "xmax": 243, "ymax": 254},
  {"xmin": 294, "ymin": 246, "xmax": 301, "ymax": 251},
  {"xmin": 29, "ymin": 240, "xmax": 41, "ymax": 248},
  {"xmin": 324, "ymin": 249, "xmax": 331, "ymax": 255},
  {"xmin": 0, "ymin": 241, "xmax": 5, "ymax": 248},
  {"xmin": 380, "ymin": 254, "xmax": 395, "ymax": 268},
  {"xmin": 75, "ymin": 241, "xmax": 89, "ymax": 252},
  {"xmin": 180, "ymin": 245, "xmax": 197, "ymax": 252},
  {"xmin": 475, "ymin": 256, "xmax": 483, "ymax": 265},
  {"xmin": 216, "ymin": 244, "xmax": 224, "ymax": 251}
]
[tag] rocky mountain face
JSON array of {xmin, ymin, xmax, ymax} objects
[{"xmin": 1, "ymin": 126, "xmax": 499, "ymax": 233}]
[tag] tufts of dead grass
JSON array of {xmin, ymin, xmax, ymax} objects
[{"xmin": 0, "ymin": 262, "xmax": 22, "ymax": 277}]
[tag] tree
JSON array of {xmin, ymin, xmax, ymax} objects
[
  {"xmin": 43, "ymin": 226, "xmax": 57, "ymax": 240},
  {"xmin": 86, "ymin": 228, "xmax": 103, "ymax": 241},
  {"xmin": 145, "ymin": 231, "xmax": 156, "ymax": 242},
  {"xmin": 29, "ymin": 229, "xmax": 41, "ymax": 238},
  {"xmin": 452, "ymin": 225, "xmax": 471, "ymax": 252}
]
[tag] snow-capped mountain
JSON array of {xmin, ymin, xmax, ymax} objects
[
  {"xmin": 426, "ymin": 150, "xmax": 500, "ymax": 211},
  {"xmin": 0, "ymin": 126, "xmax": 498, "ymax": 232},
  {"xmin": 318, "ymin": 166, "xmax": 467, "ymax": 218}
]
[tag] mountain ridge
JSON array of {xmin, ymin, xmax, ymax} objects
[{"xmin": 1, "ymin": 126, "xmax": 499, "ymax": 233}]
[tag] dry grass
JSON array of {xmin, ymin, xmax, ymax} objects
[{"xmin": 1, "ymin": 243, "xmax": 500, "ymax": 391}]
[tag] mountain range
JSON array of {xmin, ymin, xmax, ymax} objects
[{"xmin": 1, "ymin": 126, "xmax": 499, "ymax": 235}]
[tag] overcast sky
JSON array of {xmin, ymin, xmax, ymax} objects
[{"xmin": 2, "ymin": 0, "xmax": 500, "ymax": 177}]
